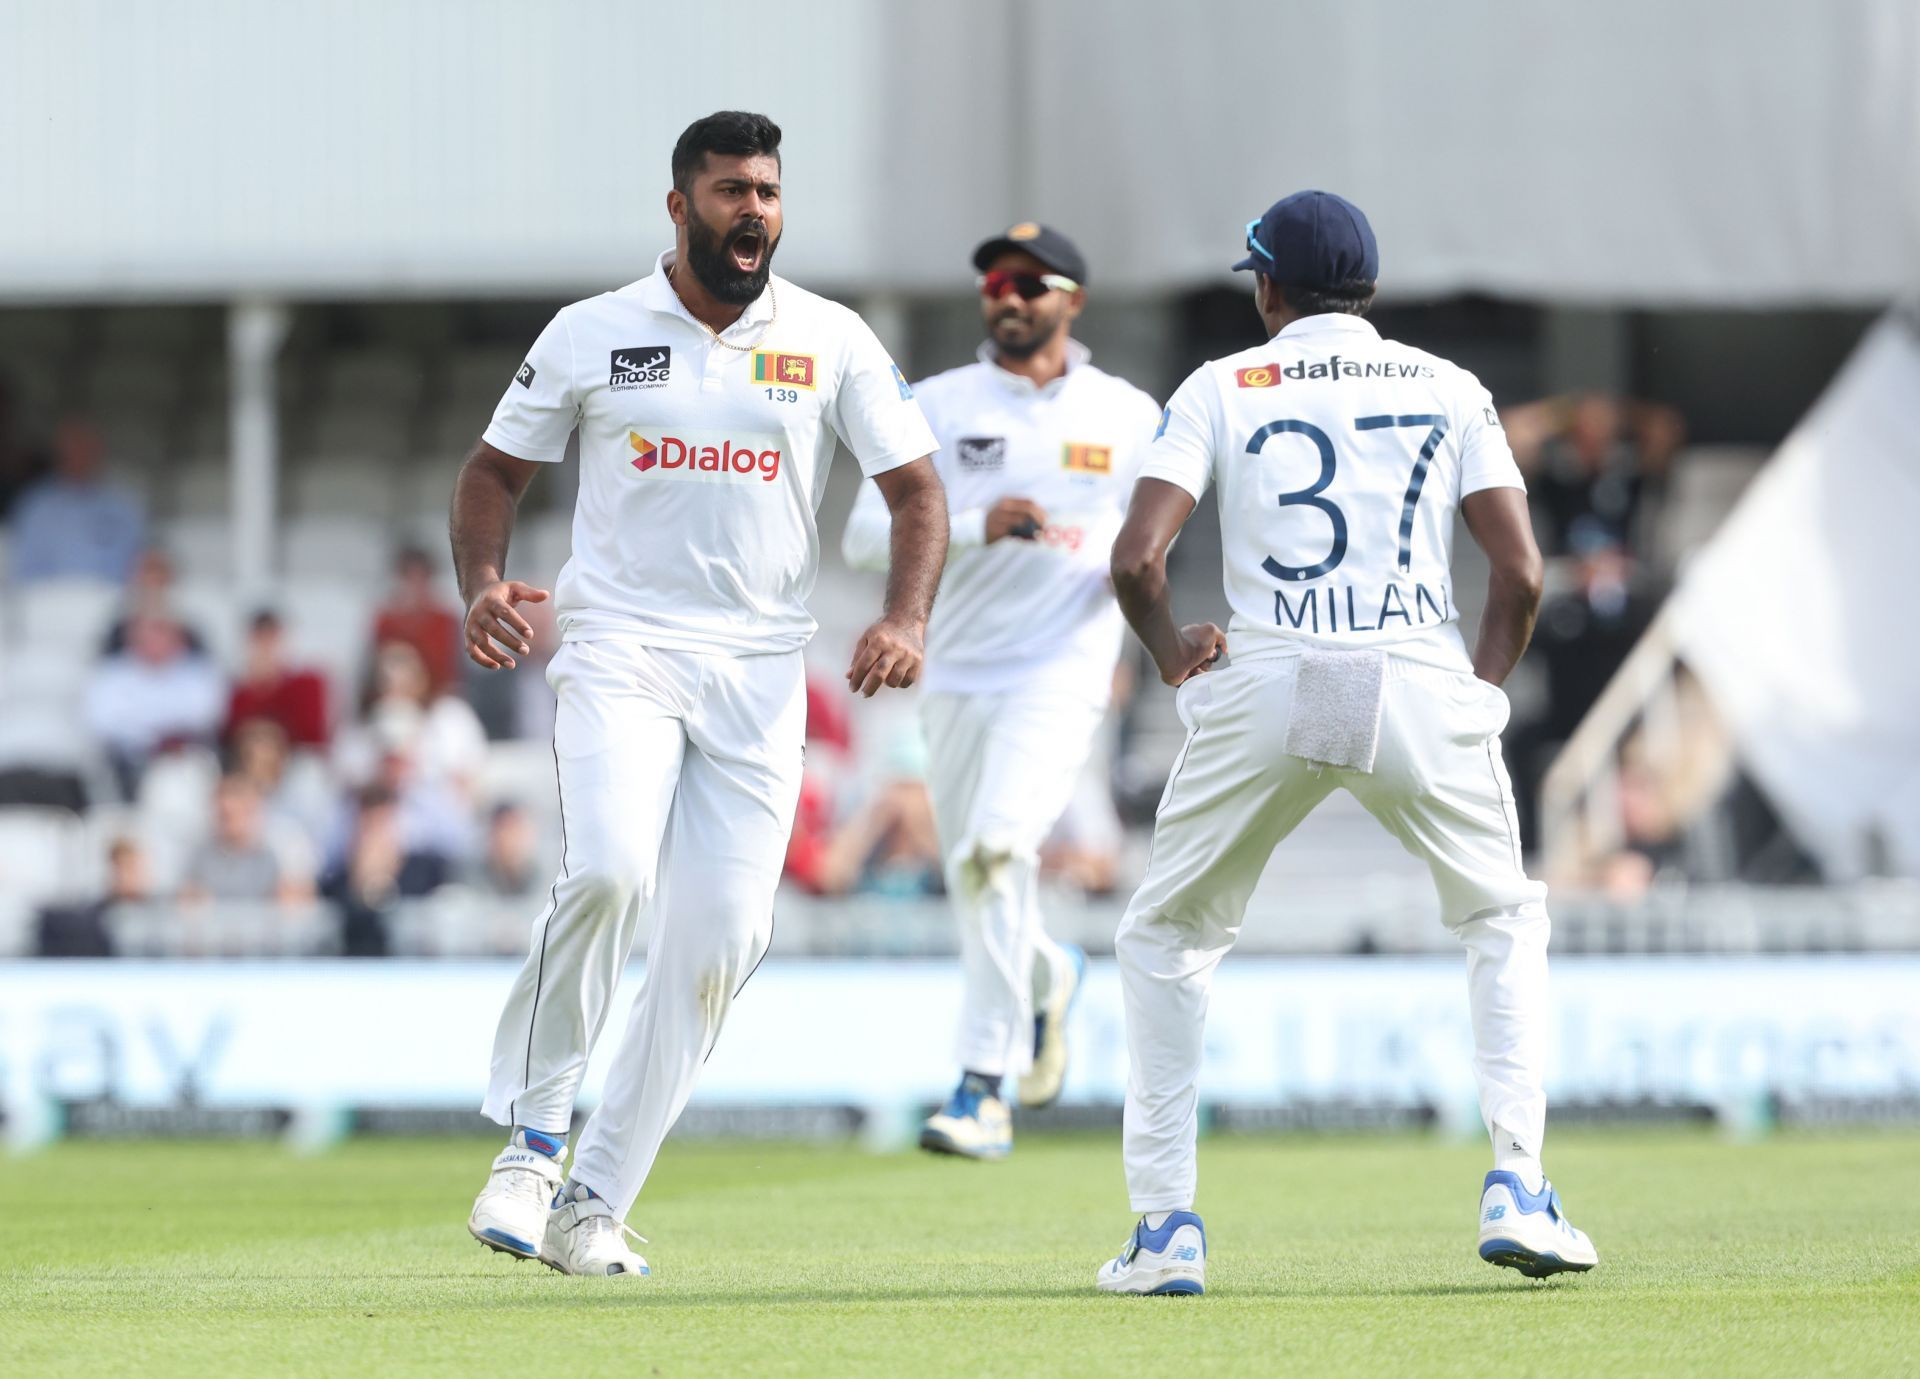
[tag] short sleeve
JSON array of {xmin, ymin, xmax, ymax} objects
[
  {"xmin": 1135, "ymin": 367, "xmax": 1219, "ymax": 500},
  {"xmin": 826, "ymin": 317, "xmax": 939, "ymax": 478},
  {"xmin": 1455, "ymin": 375, "xmax": 1525, "ymax": 497},
  {"xmin": 1117, "ymin": 385, "xmax": 1168, "ymax": 488},
  {"xmin": 482, "ymin": 312, "xmax": 579, "ymax": 463}
]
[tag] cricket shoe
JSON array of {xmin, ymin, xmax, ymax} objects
[
  {"xmin": 1019, "ymin": 943, "xmax": 1087, "ymax": 1109},
  {"xmin": 918, "ymin": 1077, "xmax": 1013, "ymax": 1159},
  {"xmin": 541, "ymin": 1184, "xmax": 651, "ymax": 1278},
  {"xmin": 1096, "ymin": 1211, "xmax": 1207, "ymax": 1296},
  {"xmin": 1477, "ymin": 1170, "xmax": 1599, "ymax": 1278},
  {"xmin": 467, "ymin": 1129, "xmax": 566, "ymax": 1260}
]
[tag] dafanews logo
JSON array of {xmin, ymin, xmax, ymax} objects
[
  {"xmin": 1236, "ymin": 364, "xmax": 1281, "ymax": 389},
  {"xmin": 629, "ymin": 428, "xmax": 783, "ymax": 484}
]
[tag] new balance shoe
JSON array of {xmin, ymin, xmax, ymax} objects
[
  {"xmin": 918, "ymin": 1078, "xmax": 1013, "ymax": 1159},
  {"xmin": 541, "ymin": 1184, "xmax": 650, "ymax": 1277},
  {"xmin": 1096, "ymin": 1211, "xmax": 1207, "ymax": 1295},
  {"xmin": 467, "ymin": 1129, "xmax": 566, "ymax": 1259},
  {"xmin": 1477, "ymin": 1170, "xmax": 1599, "ymax": 1277},
  {"xmin": 1019, "ymin": 943, "xmax": 1087, "ymax": 1109}
]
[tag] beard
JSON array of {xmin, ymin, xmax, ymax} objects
[
  {"xmin": 989, "ymin": 309, "xmax": 1063, "ymax": 360},
  {"xmin": 684, "ymin": 214, "xmax": 778, "ymax": 306}
]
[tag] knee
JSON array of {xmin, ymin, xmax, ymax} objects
[
  {"xmin": 567, "ymin": 848, "xmax": 655, "ymax": 915},
  {"xmin": 945, "ymin": 833, "xmax": 1031, "ymax": 902}
]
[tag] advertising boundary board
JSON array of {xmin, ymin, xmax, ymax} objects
[{"xmin": 2, "ymin": 957, "xmax": 1916, "ymax": 1148}]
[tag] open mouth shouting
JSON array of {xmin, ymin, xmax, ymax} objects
[
  {"xmin": 727, "ymin": 223, "xmax": 767, "ymax": 275},
  {"xmin": 687, "ymin": 214, "xmax": 779, "ymax": 305}
]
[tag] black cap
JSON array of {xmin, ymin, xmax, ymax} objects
[
  {"xmin": 971, "ymin": 222, "xmax": 1088, "ymax": 285},
  {"xmin": 1232, "ymin": 190, "xmax": 1378, "ymax": 287}
]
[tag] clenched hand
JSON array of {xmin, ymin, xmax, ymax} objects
[
  {"xmin": 465, "ymin": 580, "xmax": 550, "ymax": 670},
  {"xmin": 846, "ymin": 616, "xmax": 925, "ymax": 698}
]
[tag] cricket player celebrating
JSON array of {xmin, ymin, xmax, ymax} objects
[
  {"xmin": 1095, "ymin": 192, "xmax": 1598, "ymax": 1295},
  {"xmin": 455, "ymin": 111, "xmax": 947, "ymax": 1277},
  {"xmin": 842, "ymin": 225, "xmax": 1161, "ymax": 1159}
]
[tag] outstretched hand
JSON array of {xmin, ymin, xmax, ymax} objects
[{"xmin": 464, "ymin": 580, "xmax": 550, "ymax": 670}]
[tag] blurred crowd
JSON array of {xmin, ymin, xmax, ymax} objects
[{"xmin": 2, "ymin": 382, "xmax": 1787, "ymax": 958}]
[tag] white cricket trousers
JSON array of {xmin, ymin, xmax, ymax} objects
[
  {"xmin": 482, "ymin": 638, "xmax": 804, "ymax": 1218},
  {"xmin": 1119, "ymin": 653, "xmax": 1551, "ymax": 1212},
  {"xmin": 921, "ymin": 682, "xmax": 1109, "ymax": 1078}
]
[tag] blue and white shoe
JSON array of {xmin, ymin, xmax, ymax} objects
[
  {"xmin": 467, "ymin": 1129, "xmax": 566, "ymax": 1259},
  {"xmin": 1477, "ymin": 1171, "xmax": 1599, "ymax": 1277},
  {"xmin": 1019, "ymin": 943, "xmax": 1087, "ymax": 1109},
  {"xmin": 919, "ymin": 1078, "xmax": 1012, "ymax": 1159},
  {"xmin": 1096, "ymin": 1211, "xmax": 1207, "ymax": 1295}
]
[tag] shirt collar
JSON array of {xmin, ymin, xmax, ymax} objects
[
  {"xmin": 1275, "ymin": 313, "xmax": 1380, "ymax": 342},
  {"xmin": 635, "ymin": 250, "xmax": 776, "ymax": 340},
  {"xmin": 975, "ymin": 336, "xmax": 1092, "ymax": 396}
]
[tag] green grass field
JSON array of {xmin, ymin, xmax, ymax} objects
[{"xmin": 3, "ymin": 1130, "xmax": 1916, "ymax": 1378}]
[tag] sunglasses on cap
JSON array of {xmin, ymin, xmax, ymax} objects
[
  {"xmin": 1244, "ymin": 217, "xmax": 1275, "ymax": 265},
  {"xmin": 977, "ymin": 269, "xmax": 1079, "ymax": 301}
]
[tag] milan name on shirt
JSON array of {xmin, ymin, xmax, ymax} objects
[{"xmin": 1141, "ymin": 313, "xmax": 1525, "ymax": 667}]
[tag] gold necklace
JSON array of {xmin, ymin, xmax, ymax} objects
[{"xmin": 667, "ymin": 263, "xmax": 776, "ymax": 353}]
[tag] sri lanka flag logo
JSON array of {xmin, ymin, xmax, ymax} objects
[
  {"xmin": 1062, "ymin": 442, "xmax": 1112, "ymax": 474},
  {"xmin": 753, "ymin": 351, "xmax": 817, "ymax": 390}
]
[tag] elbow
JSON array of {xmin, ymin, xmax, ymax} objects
[
  {"xmin": 1110, "ymin": 539, "xmax": 1164, "ymax": 598},
  {"xmin": 1502, "ymin": 551, "xmax": 1545, "ymax": 612}
]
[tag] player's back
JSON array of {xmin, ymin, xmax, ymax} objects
[{"xmin": 1143, "ymin": 312, "xmax": 1525, "ymax": 670}]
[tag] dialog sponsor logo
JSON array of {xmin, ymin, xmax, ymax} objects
[{"xmin": 629, "ymin": 428, "xmax": 783, "ymax": 483}]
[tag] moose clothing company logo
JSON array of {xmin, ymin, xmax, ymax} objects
[
  {"xmin": 629, "ymin": 428, "xmax": 784, "ymax": 483},
  {"xmin": 1235, "ymin": 363, "xmax": 1281, "ymax": 388},
  {"xmin": 610, "ymin": 346, "xmax": 673, "ymax": 390},
  {"xmin": 957, "ymin": 436, "xmax": 1007, "ymax": 472},
  {"xmin": 752, "ymin": 351, "xmax": 816, "ymax": 390}
]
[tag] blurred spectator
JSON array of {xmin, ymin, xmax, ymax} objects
[
  {"xmin": 322, "ymin": 784, "xmax": 449, "ymax": 957},
  {"xmin": 84, "ymin": 612, "xmax": 225, "ymax": 797},
  {"xmin": 372, "ymin": 547, "xmax": 463, "ymax": 698},
  {"xmin": 8, "ymin": 417, "xmax": 146, "ymax": 585},
  {"xmin": 226, "ymin": 609, "xmax": 330, "ymax": 748},
  {"xmin": 102, "ymin": 548, "xmax": 207, "ymax": 655},
  {"xmin": 1502, "ymin": 393, "xmax": 1684, "ymax": 557},
  {"xmin": 227, "ymin": 715, "xmax": 335, "ymax": 850},
  {"xmin": 179, "ymin": 771, "xmax": 316, "ymax": 906},
  {"xmin": 788, "ymin": 730, "xmax": 942, "ymax": 898},
  {"xmin": 34, "ymin": 836, "xmax": 151, "ymax": 957},
  {"xmin": 1504, "ymin": 536, "xmax": 1660, "ymax": 841},
  {"xmin": 472, "ymin": 801, "xmax": 543, "ymax": 899},
  {"xmin": 339, "ymin": 640, "xmax": 487, "ymax": 803}
]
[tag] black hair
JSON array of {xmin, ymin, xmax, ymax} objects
[
  {"xmin": 672, "ymin": 111, "xmax": 783, "ymax": 195},
  {"xmin": 1274, "ymin": 276, "xmax": 1377, "ymax": 317}
]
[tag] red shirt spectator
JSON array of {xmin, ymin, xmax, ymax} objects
[
  {"xmin": 373, "ymin": 547, "xmax": 463, "ymax": 698},
  {"xmin": 227, "ymin": 609, "xmax": 330, "ymax": 747}
]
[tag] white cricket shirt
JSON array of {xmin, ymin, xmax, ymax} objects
[
  {"xmin": 1142, "ymin": 313, "xmax": 1525, "ymax": 670},
  {"xmin": 842, "ymin": 342, "xmax": 1163, "ymax": 696},
  {"xmin": 484, "ymin": 252, "xmax": 937, "ymax": 656}
]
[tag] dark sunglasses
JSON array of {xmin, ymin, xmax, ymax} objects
[{"xmin": 977, "ymin": 269, "xmax": 1079, "ymax": 301}]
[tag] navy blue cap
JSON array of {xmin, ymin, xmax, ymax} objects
[
  {"xmin": 972, "ymin": 222, "xmax": 1089, "ymax": 285},
  {"xmin": 1232, "ymin": 190, "xmax": 1378, "ymax": 287}
]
